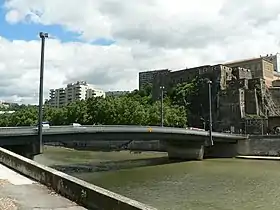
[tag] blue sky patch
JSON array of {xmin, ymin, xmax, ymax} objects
[{"xmin": 0, "ymin": 1, "xmax": 115, "ymax": 45}]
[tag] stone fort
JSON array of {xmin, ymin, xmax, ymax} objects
[{"xmin": 141, "ymin": 56, "xmax": 280, "ymax": 134}]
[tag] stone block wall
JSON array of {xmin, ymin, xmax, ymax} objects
[
  {"xmin": 272, "ymin": 80, "xmax": 280, "ymax": 87},
  {"xmin": 268, "ymin": 116, "xmax": 280, "ymax": 131},
  {"xmin": 152, "ymin": 70, "xmax": 171, "ymax": 100},
  {"xmin": 238, "ymin": 136, "xmax": 280, "ymax": 156},
  {"xmin": 245, "ymin": 89, "xmax": 259, "ymax": 115},
  {"xmin": 232, "ymin": 67, "xmax": 252, "ymax": 80},
  {"xmin": 216, "ymin": 87, "xmax": 245, "ymax": 132},
  {"xmin": 269, "ymin": 87, "xmax": 280, "ymax": 109},
  {"xmin": 244, "ymin": 118, "xmax": 267, "ymax": 135}
]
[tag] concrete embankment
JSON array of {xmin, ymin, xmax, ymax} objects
[
  {"xmin": 238, "ymin": 135, "xmax": 280, "ymax": 156},
  {"xmin": 0, "ymin": 147, "xmax": 157, "ymax": 210},
  {"xmin": 236, "ymin": 156, "xmax": 280, "ymax": 161}
]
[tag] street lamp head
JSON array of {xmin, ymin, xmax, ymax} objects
[
  {"xmin": 39, "ymin": 32, "xmax": 49, "ymax": 38},
  {"xmin": 207, "ymin": 80, "xmax": 212, "ymax": 84}
]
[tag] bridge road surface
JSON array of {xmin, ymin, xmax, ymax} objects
[{"xmin": 0, "ymin": 163, "xmax": 86, "ymax": 210}]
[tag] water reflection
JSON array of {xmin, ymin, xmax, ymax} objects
[{"xmin": 50, "ymin": 157, "xmax": 179, "ymax": 174}]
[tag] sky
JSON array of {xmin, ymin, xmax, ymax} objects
[{"xmin": 1, "ymin": 0, "xmax": 280, "ymax": 104}]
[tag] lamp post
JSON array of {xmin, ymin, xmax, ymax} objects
[
  {"xmin": 207, "ymin": 80, "xmax": 213, "ymax": 146},
  {"xmin": 160, "ymin": 86, "xmax": 165, "ymax": 127},
  {"xmin": 38, "ymin": 32, "xmax": 48, "ymax": 153}
]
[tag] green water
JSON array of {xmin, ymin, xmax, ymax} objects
[{"xmin": 35, "ymin": 146, "xmax": 280, "ymax": 210}]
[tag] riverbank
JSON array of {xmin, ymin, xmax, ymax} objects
[{"xmin": 35, "ymin": 146, "xmax": 172, "ymax": 174}]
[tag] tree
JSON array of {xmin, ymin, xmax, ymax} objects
[
  {"xmin": 170, "ymin": 77, "xmax": 209, "ymax": 128},
  {"xmin": 0, "ymin": 88, "xmax": 188, "ymax": 128}
]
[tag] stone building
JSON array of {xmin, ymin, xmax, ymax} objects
[
  {"xmin": 139, "ymin": 69, "xmax": 170, "ymax": 90},
  {"xmin": 148, "ymin": 61, "xmax": 280, "ymax": 134},
  {"xmin": 224, "ymin": 57, "xmax": 274, "ymax": 87},
  {"xmin": 270, "ymin": 80, "xmax": 280, "ymax": 110},
  {"xmin": 215, "ymin": 67, "xmax": 251, "ymax": 133},
  {"xmin": 261, "ymin": 53, "xmax": 280, "ymax": 72},
  {"xmin": 152, "ymin": 64, "xmax": 233, "ymax": 100}
]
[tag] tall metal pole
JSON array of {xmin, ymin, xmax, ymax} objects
[
  {"xmin": 160, "ymin": 86, "xmax": 164, "ymax": 127},
  {"xmin": 261, "ymin": 118, "xmax": 264, "ymax": 135},
  {"xmin": 244, "ymin": 120, "xmax": 247, "ymax": 135},
  {"xmin": 208, "ymin": 80, "xmax": 213, "ymax": 146},
  {"xmin": 38, "ymin": 32, "xmax": 48, "ymax": 153}
]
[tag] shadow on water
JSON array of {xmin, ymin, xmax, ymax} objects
[{"xmin": 50, "ymin": 157, "xmax": 182, "ymax": 175}]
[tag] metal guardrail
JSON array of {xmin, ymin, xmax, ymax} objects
[{"xmin": 0, "ymin": 125, "xmax": 248, "ymax": 140}]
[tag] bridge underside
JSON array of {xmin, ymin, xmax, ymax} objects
[
  {"xmin": 162, "ymin": 140, "xmax": 239, "ymax": 160},
  {"xmin": 1, "ymin": 144, "xmax": 40, "ymax": 159}
]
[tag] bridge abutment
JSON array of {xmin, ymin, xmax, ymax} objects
[{"xmin": 164, "ymin": 141, "xmax": 205, "ymax": 160}]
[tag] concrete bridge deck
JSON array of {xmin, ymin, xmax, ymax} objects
[
  {"xmin": 0, "ymin": 163, "xmax": 86, "ymax": 210},
  {"xmin": 0, "ymin": 125, "xmax": 247, "ymax": 144},
  {"xmin": 0, "ymin": 125, "xmax": 248, "ymax": 161}
]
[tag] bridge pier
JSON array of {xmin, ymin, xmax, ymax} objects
[
  {"xmin": 2, "ymin": 143, "xmax": 40, "ymax": 160},
  {"xmin": 204, "ymin": 142, "xmax": 238, "ymax": 158},
  {"xmin": 164, "ymin": 141, "xmax": 205, "ymax": 160}
]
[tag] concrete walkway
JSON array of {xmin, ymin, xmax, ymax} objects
[
  {"xmin": 236, "ymin": 155, "xmax": 280, "ymax": 160},
  {"xmin": 0, "ymin": 163, "xmax": 86, "ymax": 210}
]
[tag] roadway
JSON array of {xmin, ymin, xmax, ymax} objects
[{"xmin": 0, "ymin": 163, "xmax": 86, "ymax": 209}]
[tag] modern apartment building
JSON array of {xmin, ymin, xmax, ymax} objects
[
  {"xmin": 86, "ymin": 88, "xmax": 105, "ymax": 98},
  {"xmin": 48, "ymin": 81, "xmax": 105, "ymax": 108},
  {"xmin": 49, "ymin": 88, "xmax": 66, "ymax": 108},
  {"xmin": 139, "ymin": 69, "xmax": 170, "ymax": 90}
]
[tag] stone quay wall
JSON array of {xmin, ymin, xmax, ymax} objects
[{"xmin": 238, "ymin": 135, "xmax": 280, "ymax": 156}]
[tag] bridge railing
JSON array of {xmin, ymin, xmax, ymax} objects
[{"xmin": 0, "ymin": 127, "xmax": 36, "ymax": 134}]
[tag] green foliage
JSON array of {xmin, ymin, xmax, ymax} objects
[
  {"xmin": 170, "ymin": 77, "xmax": 209, "ymax": 127},
  {"xmin": 170, "ymin": 79, "xmax": 197, "ymax": 107},
  {"xmin": 0, "ymin": 89, "xmax": 187, "ymax": 127}
]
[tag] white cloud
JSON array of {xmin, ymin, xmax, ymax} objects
[
  {"xmin": 1, "ymin": 0, "xmax": 280, "ymax": 104},
  {"xmin": 0, "ymin": 36, "xmax": 192, "ymax": 104}
]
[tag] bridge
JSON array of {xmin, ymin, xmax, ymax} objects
[{"xmin": 0, "ymin": 125, "xmax": 247, "ymax": 160}]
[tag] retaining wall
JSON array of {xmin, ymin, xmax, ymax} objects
[
  {"xmin": 0, "ymin": 147, "xmax": 157, "ymax": 210},
  {"xmin": 238, "ymin": 135, "xmax": 280, "ymax": 156}
]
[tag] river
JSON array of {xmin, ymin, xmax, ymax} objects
[{"xmin": 35, "ymin": 146, "xmax": 280, "ymax": 210}]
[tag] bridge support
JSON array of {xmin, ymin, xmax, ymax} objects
[
  {"xmin": 164, "ymin": 141, "xmax": 205, "ymax": 160},
  {"xmin": 2, "ymin": 143, "xmax": 40, "ymax": 160},
  {"xmin": 204, "ymin": 142, "xmax": 237, "ymax": 158}
]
